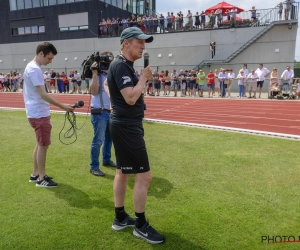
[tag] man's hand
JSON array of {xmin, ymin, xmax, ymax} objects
[
  {"xmin": 141, "ymin": 65, "xmax": 152, "ymax": 80},
  {"xmin": 62, "ymin": 105, "xmax": 74, "ymax": 113},
  {"xmin": 91, "ymin": 62, "xmax": 98, "ymax": 76}
]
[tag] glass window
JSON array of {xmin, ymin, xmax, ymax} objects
[
  {"xmin": 74, "ymin": 0, "xmax": 84, "ymax": 1},
  {"xmin": 39, "ymin": 26, "xmax": 45, "ymax": 32},
  {"xmin": 111, "ymin": 0, "xmax": 116, "ymax": 6},
  {"xmin": 57, "ymin": 0, "xmax": 65, "ymax": 4},
  {"xmin": 41, "ymin": 0, "xmax": 49, "ymax": 6},
  {"xmin": 122, "ymin": 0, "xmax": 128, "ymax": 11},
  {"xmin": 69, "ymin": 26, "xmax": 79, "ymax": 30},
  {"xmin": 116, "ymin": 0, "xmax": 122, "ymax": 9},
  {"xmin": 60, "ymin": 27, "xmax": 69, "ymax": 31},
  {"xmin": 32, "ymin": 0, "xmax": 40, "ymax": 7},
  {"xmin": 12, "ymin": 28, "xmax": 18, "ymax": 36},
  {"xmin": 18, "ymin": 27, "xmax": 25, "ymax": 35},
  {"xmin": 25, "ymin": 26, "xmax": 31, "ymax": 34},
  {"xmin": 79, "ymin": 25, "xmax": 88, "ymax": 29},
  {"xmin": 31, "ymin": 26, "xmax": 38, "ymax": 33},
  {"xmin": 48, "ymin": 0, "xmax": 56, "ymax": 5},
  {"xmin": 66, "ymin": 0, "xmax": 74, "ymax": 3},
  {"xmin": 17, "ymin": 0, "xmax": 25, "ymax": 9},
  {"xmin": 105, "ymin": 0, "xmax": 110, "ymax": 3},
  {"xmin": 10, "ymin": 0, "xmax": 17, "ymax": 10},
  {"xmin": 24, "ymin": 0, "xmax": 32, "ymax": 8}
]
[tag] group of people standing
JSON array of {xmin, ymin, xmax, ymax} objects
[
  {"xmin": 142, "ymin": 63, "xmax": 295, "ymax": 99},
  {"xmin": 0, "ymin": 72, "xmax": 23, "ymax": 92},
  {"xmin": 43, "ymin": 69, "xmax": 89, "ymax": 94}
]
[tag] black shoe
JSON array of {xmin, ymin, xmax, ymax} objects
[
  {"xmin": 112, "ymin": 214, "xmax": 136, "ymax": 231},
  {"xmin": 102, "ymin": 161, "xmax": 117, "ymax": 167},
  {"xmin": 36, "ymin": 175, "xmax": 58, "ymax": 188},
  {"xmin": 29, "ymin": 174, "xmax": 53, "ymax": 183},
  {"xmin": 90, "ymin": 169, "xmax": 105, "ymax": 176},
  {"xmin": 133, "ymin": 222, "xmax": 165, "ymax": 244}
]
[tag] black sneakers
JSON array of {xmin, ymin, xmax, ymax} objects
[
  {"xmin": 29, "ymin": 174, "xmax": 53, "ymax": 183},
  {"xmin": 112, "ymin": 215, "xmax": 136, "ymax": 231},
  {"xmin": 133, "ymin": 222, "xmax": 165, "ymax": 244},
  {"xmin": 90, "ymin": 169, "xmax": 105, "ymax": 176},
  {"xmin": 36, "ymin": 175, "xmax": 58, "ymax": 188},
  {"xmin": 102, "ymin": 161, "xmax": 117, "ymax": 168}
]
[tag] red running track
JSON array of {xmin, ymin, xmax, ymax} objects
[{"xmin": 1, "ymin": 92, "xmax": 300, "ymax": 136}]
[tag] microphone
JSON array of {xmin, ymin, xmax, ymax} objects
[
  {"xmin": 143, "ymin": 53, "xmax": 149, "ymax": 68},
  {"xmin": 72, "ymin": 100, "xmax": 84, "ymax": 108}
]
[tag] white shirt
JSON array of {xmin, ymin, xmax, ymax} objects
[
  {"xmin": 247, "ymin": 72, "xmax": 258, "ymax": 82},
  {"xmin": 74, "ymin": 72, "xmax": 81, "ymax": 81},
  {"xmin": 255, "ymin": 67, "xmax": 270, "ymax": 81},
  {"xmin": 23, "ymin": 61, "xmax": 50, "ymax": 118},
  {"xmin": 281, "ymin": 69, "xmax": 294, "ymax": 82},
  {"xmin": 44, "ymin": 73, "xmax": 50, "ymax": 82},
  {"xmin": 227, "ymin": 72, "xmax": 235, "ymax": 79}
]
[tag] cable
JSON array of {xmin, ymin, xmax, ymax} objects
[{"xmin": 58, "ymin": 93, "xmax": 92, "ymax": 145}]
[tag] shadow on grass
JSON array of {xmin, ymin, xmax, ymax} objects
[
  {"xmin": 49, "ymin": 183, "xmax": 114, "ymax": 210},
  {"xmin": 160, "ymin": 232, "xmax": 206, "ymax": 250},
  {"xmin": 128, "ymin": 176, "xmax": 173, "ymax": 199}
]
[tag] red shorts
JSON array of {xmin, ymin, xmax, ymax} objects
[
  {"xmin": 50, "ymin": 79, "xmax": 55, "ymax": 86},
  {"xmin": 28, "ymin": 116, "xmax": 52, "ymax": 146}
]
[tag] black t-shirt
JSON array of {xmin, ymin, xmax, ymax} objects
[
  {"xmin": 107, "ymin": 55, "xmax": 144, "ymax": 121},
  {"xmin": 189, "ymin": 73, "xmax": 197, "ymax": 84},
  {"xmin": 178, "ymin": 73, "xmax": 187, "ymax": 83},
  {"xmin": 51, "ymin": 72, "xmax": 56, "ymax": 78}
]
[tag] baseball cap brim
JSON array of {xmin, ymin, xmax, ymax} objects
[{"xmin": 120, "ymin": 27, "xmax": 153, "ymax": 44}]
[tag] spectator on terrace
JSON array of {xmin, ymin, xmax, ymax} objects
[
  {"xmin": 106, "ymin": 17, "xmax": 112, "ymax": 36},
  {"xmin": 167, "ymin": 12, "xmax": 172, "ymax": 32},
  {"xmin": 171, "ymin": 12, "xmax": 176, "ymax": 31},
  {"xmin": 44, "ymin": 71, "xmax": 50, "ymax": 93},
  {"xmin": 250, "ymin": 6, "xmax": 257, "ymax": 25},
  {"xmin": 131, "ymin": 15, "xmax": 137, "ymax": 27},
  {"xmin": 117, "ymin": 17, "xmax": 122, "ymax": 35},
  {"xmin": 101, "ymin": 18, "xmax": 108, "ymax": 36},
  {"xmin": 284, "ymin": 0, "xmax": 293, "ymax": 20},
  {"xmin": 178, "ymin": 11, "xmax": 184, "ymax": 30},
  {"xmin": 214, "ymin": 69, "xmax": 220, "ymax": 97},
  {"xmin": 195, "ymin": 12, "xmax": 200, "ymax": 29},
  {"xmin": 121, "ymin": 18, "xmax": 127, "ymax": 30},
  {"xmin": 186, "ymin": 10, "xmax": 193, "ymax": 30},
  {"xmin": 200, "ymin": 11, "xmax": 206, "ymax": 29},
  {"xmin": 278, "ymin": 2, "xmax": 283, "ymax": 20},
  {"xmin": 111, "ymin": 17, "xmax": 118, "ymax": 36},
  {"xmin": 209, "ymin": 11, "xmax": 216, "ymax": 28},
  {"xmin": 215, "ymin": 7, "xmax": 223, "ymax": 27},
  {"xmin": 153, "ymin": 15, "xmax": 159, "ymax": 33},
  {"xmin": 231, "ymin": 7, "xmax": 237, "ymax": 27},
  {"xmin": 225, "ymin": 9, "xmax": 230, "ymax": 22},
  {"xmin": 159, "ymin": 13, "xmax": 165, "ymax": 33}
]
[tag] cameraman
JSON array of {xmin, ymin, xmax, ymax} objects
[
  {"xmin": 89, "ymin": 51, "xmax": 117, "ymax": 177},
  {"xmin": 107, "ymin": 27, "xmax": 165, "ymax": 244}
]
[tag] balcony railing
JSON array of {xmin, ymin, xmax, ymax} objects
[{"xmin": 97, "ymin": 3, "xmax": 299, "ymax": 37}]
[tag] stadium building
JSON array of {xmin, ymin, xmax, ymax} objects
[{"xmin": 0, "ymin": 0, "xmax": 298, "ymax": 86}]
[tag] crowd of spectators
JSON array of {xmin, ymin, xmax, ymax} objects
[
  {"xmin": 98, "ymin": 1, "xmax": 297, "ymax": 37},
  {"xmin": 0, "ymin": 71, "xmax": 23, "ymax": 92},
  {"xmin": 1, "ymin": 65, "xmax": 298, "ymax": 99},
  {"xmin": 139, "ymin": 64, "xmax": 298, "ymax": 99}
]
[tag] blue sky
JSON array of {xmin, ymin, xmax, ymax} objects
[{"xmin": 156, "ymin": 0, "xmax": 300, "ymax": 61}]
